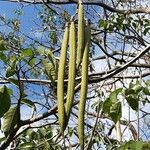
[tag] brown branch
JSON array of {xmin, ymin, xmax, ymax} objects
[
  {"xmin": 92, "ymin": 51, "xmax": 144, "ymax": 61},
  {"xmin": 5, "ymin": 0, "xmax": 150, "ymax": 14},
  {"xmin": 20, "ymin": 83, "xmax": 81, "ymax": 125},
  {"xmin": 89, "ymin": 45, "xmax": 150, "ymax": 83},
  {"xmin": 1, "ymin": 44, "xmax": 149, "ymax": 136},
  {"xmin": 92, "ymin": 39, "xmax": 126, "ymax": 63},
  {"xmin": 108, "ymin": 120, "xmax": 137, "ymax": 140},
  {"xmin": 0, "ymin": 125, "xmax": 20, "ymax": 150},
  {"xmin": 88, "ymin": 112, "xmax": 137, "ymax": 140},
  {"xmin": 0, "ymin": 65, "xmax": 149, "ymax": 86}
]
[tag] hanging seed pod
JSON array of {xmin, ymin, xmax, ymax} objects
[
  {"xmin": 57, "ymin": 22, "xmax": 69, "ymax": 133},
  {"xmin": 65, "ymin": 18, "xmax": 77, "ymax": 125},
  {"xmin": 78, "ymin": 20, "xmax": 91, "ymax": 150},
  {"xmin": 77, "ymin": 0, "xmax": 85, "ymax": 69}
]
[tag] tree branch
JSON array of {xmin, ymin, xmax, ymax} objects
[
  {"xmin": 89, "ymin": 45, "xmax": 150, "ymax": 83},
  {"xmin": 5, "ymin": 0, "xmax": 150, "ymax": 14}
]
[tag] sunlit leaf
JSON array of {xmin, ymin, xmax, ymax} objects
[
  {"xmin": 0, "ymin": 39, "xmax": 7, "ymax": 51},
  {"xmin": 2, "ymin": 106, "xmax": 19, "ymax": 136},
  {"xmin": 132, "ymin": 82, "xmax": 143, "ymax": 94},
  {"xmin": 18, "ymin": 142, "xmax": 35, "ymax": 149},
  {"xmin": 42, "ymin": 59, "xmax": 57, "ymax": 82},
  {"xmin": 22, "ymin": 48, "xmax": 34, "ymax": 57},
  {"xmin": 28, "ymin": 57, "xmax": 35, "ymax": 67},
  {"xmin": 109, "ymin": 88, "xmax": 122, "ymax": 103}
]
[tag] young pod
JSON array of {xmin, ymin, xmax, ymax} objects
[
  {"xmin": 57, "ymin": 22, "xmax": 69, "ymax": 133},
  {"xmin": 65, "ymin": 19, "xmax": 77, "ymax": 124},
  {"xmin": 78, "ymin": 20, "xmax": 91, "ymax": 150},
  {"xmin": 77, "ymin": 0, "xmax": 85, "ymax": 69}
]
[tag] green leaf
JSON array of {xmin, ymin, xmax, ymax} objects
[
  {"xmin": 28, "ymin": 130, "xmax": 39, "ymax": 140},
  {"xmin": 6, "ymin": 60, "xmax": 17, "ymax": 78},
  {"xmin": 28, "ymin": 58, "xmax": 35, "ymax": 67},
  {"xmin": 2, "ymin": 106, "xmax": 19, "ymax": 136},
  {"xmin": 0, "ymin": 52, "xmax": 7, "ymax": 63},
  {"xmin": 22, "ymin": 48, "xmax": 34, "ymax": 57},
  {"xmin": 42, "ymin": 141, "xmax": 50, "ymax": 149},
  {"xmin": 25, "ymin": 129, "xmax": 34, "ymax": 137},
  {"xmin": 125, "ymin": 88, "xmax": 135, "ymax": 96},
  {"xmin": 68, "ymin": 127, "xmax": 74, "ymax": 137},
  {"xmin": 18, "ymin": 142, "xmax": 35, "ymax": 149},
  {"xmin": 38, "ymin": 128, "xmax": 47, "ymax": 138},
  {"xmin": 102, "ymin": 98, "xmax": 112, "ymax": 114},
  {"xmin": 49, "ymin": 31, "xmax": 57, "ymax": 45},
  {"xmin": 6, "ymin": 67, "xmax": 16, "ymax": 78},
  {"xmin": 7, "ymin": 78, "xmax": 19, "ymax": 86},
  {"xmin": 42, "ymin": 60, "xmax": 57, "ymax": 81},
  {"xmin": 21, "ymin": 99, "xmax": 36, "ymax": 109},
  {"xmin": 110, "ymin": 102, "xmax": 122, "ymax": 123},
  {"xmin": 45, "ymin": 126, "xmax": 53, "ymax": 139},
  {"xmin": 47, "ymin": 51, "xmax": 56, "ymax": 67},
  {"xmin": 23, "ymin": 57, "xmax": 35, "ymax": 67},
  {"xmin": 132, "ymin": 82, "xmax": 143, "ymax": 94},
  {"xmin": 142, "ymin": 142, "xmax": 150, "ymax": 150},
  {"xmin": 146, "ymin": 80, "xmax": 150, "ymax": 86},
  {"xmin": 143, "ymin": 87, "xmax": 150, "ymax": 96},
  {"xmin": 0, "ymin": 136, "xmax": 6, "ymax": 143},
  {"xmin": 118, "ymin": 140, "xmax": 143, "ymax": 150},
  {"xmin": 103, "ymin": 88, "xmax": 122, "ymax": 115},
  {"xmin": 126, "ymin": 96, "xmax": 138, "ymax": 111},
  {"xmin": 0, "ymin": 85, "xmax": 11, "ymax": 118},
  {"xmin": 99, "ymin": 19, "xmax": 108, "ymax": 29},
  {"xmin": 0, "ymin": 39, "xmax": 7, "ymax": 51},
  {"xmin": 109, "ymin": 88, "xmax": 122, "ymax": 103},
  {"xmin": 144, "ymin": 27, "xmax": 150, "ymax": 35}
]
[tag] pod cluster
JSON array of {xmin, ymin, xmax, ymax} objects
[{"xmin": 56, "ymin": 1, "xmax": 91, "ymax": 149}]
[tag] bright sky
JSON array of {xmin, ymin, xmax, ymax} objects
[
  {"xmin": 0, "ymin": 1, "xmax": 41, "ymax": 34},
  {"xmin": 0, "ymin": 1, "xmax": 41, "ymax": 139}
]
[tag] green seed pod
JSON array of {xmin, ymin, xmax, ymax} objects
[
  {"xmin": 78, "ymin": 20, "xmax": 90, "ymax": 150},
  {"xmin": 57, "ymin": 22, "xmax": 69, "ymax": 133},
  {"xmin": 65, "ymin": 19, "xmax": 77, "ymax": 124},
  {"xmin": 77, "ymin": 0, "xmax": 85, "ymax": 69}
]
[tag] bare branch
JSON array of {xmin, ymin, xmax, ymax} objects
[
  {"xmin": 3, "ymin": 0, "xmax": 150, "ymax": 14},
  {"xmin": 89, "ymin": 45, "xmax": 150, "ymax": 83}
]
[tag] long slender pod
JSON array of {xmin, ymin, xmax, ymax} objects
[
  {"xmin": 78, "ymin": 20, "xmax": 91, "ymax": 150},
  {"xmin": 65, "ymin": 18, "xmax": 77, "ymax": 124},
  {"xmin": 57, "ymin": 22, "xmax": 69, "ymax": 133},
  {"xmin": 77, "ymin": 0, "xmax": 85, "ymax": 69}
]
